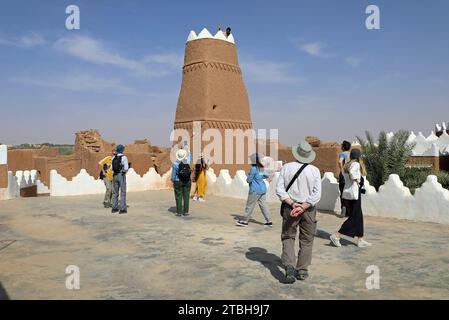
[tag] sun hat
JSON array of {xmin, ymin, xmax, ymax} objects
[
  {"xmin": 292, "ymin": 140, "xmax": 316, "ymax": 164},
  {"xmin": 176, "ymin": 149, "xmax": 188, "ymax": 162}
]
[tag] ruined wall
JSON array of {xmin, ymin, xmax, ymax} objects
[
  {"xmin": 0, "ymin": 145, "xmax": 7, "ymax": 188},
  {"xmin": 277, "ymin": 144, "xmax": 340, "ymax": 177},
  {"xmin": 7, "ymin": 147, "xmax": 59, "ymax": 173},
  {"xmin": 74, "ymin": 130, "xmax": 115, "ymax": 154},
  {"xmin": 0, "ymin": 165, "xmax": 7, "ymax": 189},
  {"xmin": 5, "ymin": 130, "xmax": 172, "ymax": 187}
]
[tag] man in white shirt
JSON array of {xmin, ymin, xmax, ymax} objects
[
  {"xmin": 276, "ymin": 140, "xmax": 321, "ymax": 283},
  {"xmin": 111, "ymin": 144, "xmax": 129, "ymax": 214}
]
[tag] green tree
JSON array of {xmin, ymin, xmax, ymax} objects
[{"xmin": 356, "ymin": 130, "xmax": 415, "ymax": 190}]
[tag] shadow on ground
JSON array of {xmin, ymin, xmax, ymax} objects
[
  {"xmin": 245, "ymin": 247, "xmax": 288, "ymax": 283},
  {"xmin": 0, "ymin": 282, "xmax": 10, "ymax": 300},
  {"xmin": 315, "ymin": 229, "xmax": 356, "ymax": 246},
  {"xmin": 231, "ymin": 214, "xmax": 265, "ymax": 225},
  {"xmin": 167, "ymin": 207, "xmax": 178, "ymax": 214}
]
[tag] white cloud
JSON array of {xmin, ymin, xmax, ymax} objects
[
  {"xmin": 12, "ymin": 73, "xmax": 154, "ymax": 96},
  {"xmin": 54, "ymin": 35, "xmax": 182, "ymax": 78},
  {"xmin": 54, "ymin": 36, "xmax": 151, "ymax": 75},
  {"xmin": 0, "ymin": 33, "xmax": 46, "ymax": 48},
  {"xmin": 143, "ymin": 53, "xmax": 183, "ymax": 69},
  {"xmin": 241, "ymin": 59, "xmax": 303, "ymax": 84},
  {"xmin": 295, "ymin": 41, "xmax": 335, "ymax": 58},
  {"xmin": 345, "ymin": 56, "xmax": 365, "ymax": 67}
]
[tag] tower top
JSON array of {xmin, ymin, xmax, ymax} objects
[{"xmin": 186, "ymin": 28, "xmax": 235, "ymax": 45}]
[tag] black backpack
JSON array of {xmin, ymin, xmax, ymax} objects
[
  {"xmin": 178, "ymin": 162, "xmax": 192, "ymax": 183},
  {"xmin": 112, "ymin": 156, "xmax": 123, "ymax": 174}
]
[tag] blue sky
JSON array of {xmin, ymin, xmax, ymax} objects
[{"xmin": 0, "ymin": 0, "xmax": 448, "ymax": 146}]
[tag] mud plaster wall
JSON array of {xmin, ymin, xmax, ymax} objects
[
  {"xmin": 0, "ymin": 165, "xmax": 7, "ymax": 188},
  {"xmin": 407, "ymin": 156, "xmax": 440, "ymax": 172},
  {"xmin": 7, "ymin": 148, "xmax": 59, "ymax": 173},
  {"xmin": 176, "ymin": 39, "xmax": 251, "ymax": 124},
  {"xmin": 277, "ymin": 146, "xmax": 340, "ymax": 177},
  {"xmin": 174, "ymin": 38, "xmax": 253, "ymax": 176},
  {"xmin": 0, "ymin": 145, "xmax": 6, "ymax": 188}
]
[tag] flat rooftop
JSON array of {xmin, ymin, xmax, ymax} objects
[{"xmin": 1, "ymin": 190, "xmax": 448, "ymax": 299}]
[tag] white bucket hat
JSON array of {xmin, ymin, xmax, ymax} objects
[
  {"xmin": 292, "ymin": 140, "xmax": 316, "ymax": 164},
  {"xmin": 175, "ymin": 149, "xmax": 188, "ymax": 162}
]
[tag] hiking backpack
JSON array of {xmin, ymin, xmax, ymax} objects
[
  {"xmin": 178, "ymin": 162, "xmax": 192, "ymax": 183},
  {"xmin": 112, "ymin": 156, "xmax": 123, "ymax": 174}
]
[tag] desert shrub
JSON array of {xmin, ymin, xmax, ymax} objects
[
  {"xmin": 401, "ymin": 167, "xmax": 432, "ymax": 194},
  {"xmin": 58, "ymin": 146, "xmax": 74, "ymax": 156},
  {"xmin": 357, "ymin": 130, "xmax": 415, "ymax": 190},
  {"xmin": 437, "ymin": 171, "xmax": 449, "ymax": 190}
]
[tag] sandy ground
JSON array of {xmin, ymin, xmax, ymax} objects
[{"xmin": 1, "ymin": 190, "xmax": 449, "ymax": 300}]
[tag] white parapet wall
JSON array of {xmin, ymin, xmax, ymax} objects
[
  {"xmin": 0, "ymin": 144, "xmax": 7, "ymax": 165},
  {"xmin": 205, "ymin": 169, "xmax": 449, "ymax": 225},
  {"xmin": 0, "ymin": 171, "xmax": 20, "ymax": 200},
  {"xmin": 396, "ymin": 130, "xmax": 449, "ymax": 156},
  {"xmin": 50, "ymin": 168, "xmax": 173, "ymax": 197}
]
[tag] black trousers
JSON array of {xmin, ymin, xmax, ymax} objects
[
  {"xmin": 339, "ymin": 192, "xmax": 364, "ymax": 238},
  {"xmin": 338, "ymin": 172, "xmax": 345, "ymax": 209}
]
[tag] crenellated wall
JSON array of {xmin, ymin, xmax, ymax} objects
[
  {"xmin": 49, "ymin": 168, "xmax": 172, "ymax": 197},
  {"xmin": 2, "ymin": 138, "xmax": 448, "ymax": 225},
  {"xmin": 205, "ymin": 169, "xmax": 449, "ymax": 225},
  {"xmin": 381, "ymin": 130, "xmax": 449, "ymax": 157},
  {"xmin": 2, "ymin": 159, "xmax": 448, "ymax": 224}
]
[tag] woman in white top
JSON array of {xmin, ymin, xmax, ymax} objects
[{"xmin": 330, "ymin": 149, "xmax": 372, "ymax": 248}]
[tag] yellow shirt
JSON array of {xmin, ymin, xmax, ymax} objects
[{"xmin": 99, "ymin": 156, "xmax": 113, "ymax": 181}]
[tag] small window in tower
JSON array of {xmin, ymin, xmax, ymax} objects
[{"xmin": 212, "ymin": 105, "xmax": 217, "ymax": 110}]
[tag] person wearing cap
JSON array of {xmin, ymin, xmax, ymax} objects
[
  {"xmin": 330, "ymin": 149, "xmax": 372, "ymax": 248},
  {"xmin": 276, "ymin": 140, "xmax": 321, "ymax": 283},
  {"xmin": 236, "ymin": 153, "xmax": 273, "ymax": 227},
  {"xmin": 171, "ymin": 149, "xmax": 192, "ymax": 216},
  {"xmin": 111, "ymin": 144, "xmax": 129, "ymax": 214}
]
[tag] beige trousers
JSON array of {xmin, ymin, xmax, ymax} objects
[{"xmin": 281, "ymin": 203, "xmax": 317, "ymax": 271}]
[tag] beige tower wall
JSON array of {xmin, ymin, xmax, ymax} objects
[{"xmin": 174, "ymin": 37, "xmax": 253, "ymax": 176}]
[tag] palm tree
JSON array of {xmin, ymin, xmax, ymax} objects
[{"xmin": 356, "ymin": 130, "xmax": 415, "ymax": 190}]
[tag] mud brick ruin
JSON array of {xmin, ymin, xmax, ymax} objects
[{"xmin": 6, "ymin": 130, "xmax": 171, "ymax": 187}]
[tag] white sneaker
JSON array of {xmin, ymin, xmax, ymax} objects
[
  {"xmin": 330, "ymin": 234, "xmax": 342, "ymax": 247},
  {"xmin": 358, "ymin": 239, "xmax": 372, "ymax": 248},
  {"xmin": 198, "ymin": 197, "xmax": 206, "ymax": 202},
  {"xmin": 192, "ymin": 196, "xmax": 198, "ymax": 201}
]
